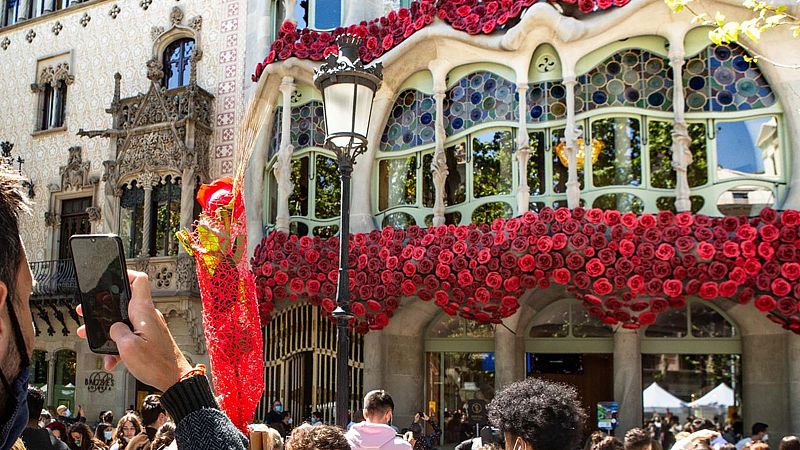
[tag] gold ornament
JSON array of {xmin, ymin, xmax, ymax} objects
[{"xmin": 554, "ymin": 138, "xmax": 604, "ymax": 168}]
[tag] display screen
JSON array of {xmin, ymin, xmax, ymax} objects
[{"xmin": 70, "ymin": 235, "xmax": 130, "ymax": 354}]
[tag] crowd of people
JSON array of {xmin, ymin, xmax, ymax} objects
[{"xmin": 18, "ymin": 387, "xmax": 177, "ymax": 450}]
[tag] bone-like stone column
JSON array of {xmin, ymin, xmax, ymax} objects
[
  {"xmin": 516, "ymin": 82, "xmax": 531, "ymax": 214},
  {"xmin": 274, "ymin": 76, "xmax": 295, "ymax": 233},
  {"xmin": 563, "ymin": 76, "xmax": 581, "ymax": 208},
  {"xmin": 431, "ymin": 89, "xmax": 448, "ymax": 226},
  {"xmin": 669, "ymin": 51, "xmax": 693, "ymax": 212}
]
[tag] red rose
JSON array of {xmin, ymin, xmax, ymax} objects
[
  {"xmin": 456, "ymin": 5, "xmax": 472, "ymax": 16},
  {"xmin": 501, "ymin": 296, "xmax": 518, "ymax": 309},
  {"xmin": 619, "ymin": 239, "xmax": 635, "ymax": 257},
  {"xmin": 744, "ymin": 258, "xmax": 762, "ymax": 276},
  {"xmin": 621, "ymin": 213, "xmax": 638, "ymax": 229},
  {"xmin": 760, "ymin": 224, "xmax": 780, "ymax": 242},
  {"xmin": 772, "ymin": 278, "xmax": 792, "ymax": 297},
  {"xmin": 741, "ymin": 240, "xmax": 756, "ymax": 257},
  {"xmin": 737, "ymin": 224, "xmax": 757, "ymax": 241},
  {"xmin": 655, "ymin": 244, "xmax": 675, "ymax": 261},
  {"xmin": 586, "ymin": 259, "xmax": 606, "ymax": 277},
  {"xmin": 781, "ymin": 263, "xmax": 800, "ymax": 281},
  {"xmin": 760, "ymin": 207, "xmax": 778, "ymax": 223},
  {"xmin": 475, "ymin": 287, "xmax": 490, "ymax": 304},
  {"xmin": 402, "ymin": 261, "xmax": 417, "ymax": 277},
  {"xmin": 593, "ymin": 278, "xmax": 613, "ymax": 296},
  {"xmin": 625, "ymin": 274, "xmax": 644, "ymax": 293},
  {"xmin": 435, "ymin": 264, "xmax": 451, "ymax": 280},
  {"xmin": 503, "ymin": 276, "xmax": 520, "ymax": 291},
  {"xmin": 289, "ymin": 278, "xmax": 304, "ymax": 292},
  {"xmin": 518, "ymin": 254, "xmax": 535, "ymax": 272},
  {"xmin": 638, "ymin": 214, "xmax": 657, "ymax": 229},
  {"xmin": 373, "ymin": 313, "xmax": 390, "ymax": 328},
  {"xmin": 321, "ymin": 298, "xmax": 336, "ymax": 312},
  {"xmin": 196, "ymin": 177, "xmax": 243, "ymax": 218},
  {"xmin": 477, "ymin": 248, "xmax": 492, "ymax": 264},
  {"xmin": 274, "ymin": 271, "xmax": 289, "ymax": 285},
  {"xmin": 755, "ymin": 294, "xmax": 777, "ymax": 312},
  {"xmin": 698, "ymin": 282, "xmax": 719, "ymax": 300},
  {"xmin": 401, "ymin": 280, "xmax": 417, "ymax": 296},
  {"xmin": 486, "ymin": 272, "xmax": 502, "ymax": 289},
  {"xmin": 553, "ymin": 268, "xmax": 571, "ymax": 284},
  {"xmin": 639, "ymin": 312, "xmax": 657, "ymax": 325},
  {"xmin": 585, "ymin": 208, "xmax": 603, "ymax": 223},
  {"xmin": 537, "ymin": 236, "xmax": 553, "ymax": 252},
  {"xmin": 782, "ymin": 210, "xmax": 799, "ymax": 226},
  {"xmin": 697, "ymin": 242, "xmax": 715, "ymax": 260}
]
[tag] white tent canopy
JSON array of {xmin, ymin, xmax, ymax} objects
[
  {"xmin": 689, "ymin": 383, "xmax": 735, "ymax": 408},
  {"xmin": 644, "ymin": 382, "xmax": 687, "ymax": 410}
]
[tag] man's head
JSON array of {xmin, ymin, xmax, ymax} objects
[
  {"xmin": 488, "ymin": 378, "xmax": 585, "ymax": 450},
  {"xmin": 362, "ymin": 390, "xmax": 395, "ymax": 425},
  {"xmin": 0, "ymin": 168, "xmax": 34, "ymax": 398},
  {"xmin": 26, "ymin": 386, "xmax": 45, "ymax": 426},
  {"xmin": 624, "ymin": 428, "xmax": 652, "ymax": 450},
  {"xmin": 273, "ymin": 400, "xmax": 283, "ymax": 413},
  {"xmin": 141, "ymin": 394, "xmax": 167, "ymax": 428},
  {"xmin": 690, "ymin": 418, "xmax": 715, "ymax": 433},
  {"xmin": 56, "ymin": 405, "xmax": 68, "ymax": 417},
  {"xmin": 751, "ymin": 422, "xmax": 768, "ymax": 440}
]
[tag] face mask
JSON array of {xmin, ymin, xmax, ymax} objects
[
  {"xmin": 275, "ymin": 405, "xmax": 283, "ymax": 412},
  {"xmin": 310, "ymin": 418, "xmax": 318, "ymax": 424},
  {"xmin": 763, "ymin": 435, "xmax": 769, "ymax": 443},
  {"xmin": 74, "ymin": 438, "xmax": 82, "ymax": 446},
  {"xmin": 288, "ymin": 418, "xmax": 293, "ymax": 425},
  {"xmin": 64, "ymin": 409, "xmax": 72, "ymax": 418},
  {"xmin": 104, "ymin": 430, "xmax": 113, "ymax": 441}
]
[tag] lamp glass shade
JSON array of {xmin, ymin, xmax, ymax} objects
[{"xmin": 322, "ymin": 81, "xmax": 376, "ymax": 148}]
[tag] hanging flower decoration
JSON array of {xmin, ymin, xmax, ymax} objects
[
  {"xmin": 251, "ymin": 208, "xmax": 800, "ymax": 334},
  {"xmin": 177, "ymin": 177, "xmax": 264, "ymax": 433},
  {"xmin": 252, "ymin": 0, "xmax": 630, "ymax": 82}
]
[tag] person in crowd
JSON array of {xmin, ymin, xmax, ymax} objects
[
  {"xmin": 0, "ymin": 168, "xmax": 248, "ymax": 449},
  {"xmin": 594, "ymin": 437, "xmax": 624, "ymax": 450},
  {"xmin": 455, "ymin": 425, "xmax": 502, "ymax": 450},
  {"xmin": 126, "ymin": 395, "xmax": 168, "ymax": 450},
  {"xmin": 21, "ymin": 386, "xmax": 57, "ymax": 449},
  {"xmin": 346, "ymin": 390, "xmax": 412, "ymax": 450},
  {"xmin": 446, "ymin": 411, "xmax": 464, "ymax": 443},
  {"xmin": 267, "ymin": 401, "xmax": 285, "ymax": 426},
  {"xmin": 689, "ymin": 419, "xmax": 716, "ymax": 434},
  {"xmin": 406, "ymin": 412, "xmax": 441, "ymax": 450},
  {"xmin": 487, "ymin": 378, "xmax": 585, "ymax": 450},
  {"xmin": 626, "ymin": 427, "xmax": 659, "ymax": 450},
  {"xmin": 583, "ymin": 431, "xmax": 608, "ymax": 450},
  {"xmin": 68, "ymin": 422, "xmax": 105, "ymax": 450},
  {"xmin": 47, "ymin": 421, "xmax": 71, "ymax": 449},
  {"xmin": 735, "ymin": 423, "xmax": 768, "ymax": 450},
  {"xmin": 272, "ymin": 411, "xmax": 293, "ymax": 438},
  {"xmin": 96, "ymin": 412, "xmax": 114, "ymax": 430},
  {"xmin": 286, "ymin": 425, "xmax": 350, "ymax": 450},
  {"xmin": 150, "ymin": 422, "xmax": 175, "ymax": 450},
  {"xmin": 780, "ymin": 436, "xmax": 800, "ymax": 450},
  {"xmin": 309, "ymin": 412, "xmax": 324, "ymax": 426},
  {"xmin": 110, "ymin": 413, "xmax": 143, "ymax": 450},
  {"xmin": 95, "ymin": 423, "xmax": 114, "ymax": 447}
]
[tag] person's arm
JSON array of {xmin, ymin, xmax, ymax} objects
[
  {"xmin": 424, "ymin": 415, "xmax": 441, "ymax": 442},
  {"xmin": 454, "ymin": 438, "xmax": 474, "ymax": 450},
  {"xmin": 77, "ymin": 271, "xmax": 247, "ymax": 450}
]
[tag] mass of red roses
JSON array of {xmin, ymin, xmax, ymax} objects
[
  {"xmin": 250, "ymin": 207, "xmax": 800, "ymax": 335},
  {"xmin": 251, "ymin": 0, "xmax": 630, "ymax": 82}
]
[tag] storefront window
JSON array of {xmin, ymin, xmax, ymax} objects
[
  {"xmin": 30, "ymin": 350, "xmax": 48, "ymax": 391},
  {"xmin": 54, "ymin": 349, "xmax": 76, "ymax": 409}
]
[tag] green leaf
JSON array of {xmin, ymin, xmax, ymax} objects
[
  {"xmin": 197, "ymin": 224, "xmax": 221, "ymax": 253},
  {"xmin": 176, "ymin": 229, "xmax": 194, "ymax": 256}
]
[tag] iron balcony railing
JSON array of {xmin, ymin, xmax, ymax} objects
[{"xmin": 29, "ymin": 259, "xmax": 78, "ymax": 301}]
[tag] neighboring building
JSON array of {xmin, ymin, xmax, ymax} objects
[
  {"xmin": 244, "ymin": 0, "xmax": 800, "ymax": 442},
  {"xmin": 0, "ymin": 0, "xmax": 254, "ymax": 419}
]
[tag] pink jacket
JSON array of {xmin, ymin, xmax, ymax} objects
[{"xmin": 346, "ymin": 422, "xmax": 412, "ymax": 450}]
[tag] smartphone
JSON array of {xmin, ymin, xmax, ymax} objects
[{"xmin": 69, "ymin": 234, "xmax": 133, "ymax": 354}]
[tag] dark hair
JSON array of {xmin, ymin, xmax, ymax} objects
[
  {"xmin": 100, "ymin": 410, "xmax": 114, "ymax": 424},
  {"xmin": 752, "ymin": 423, "xmax": 769, "ymax": 436},
  {"xmin": 115, "ymin": 412, "xmax": 143, "ymax": 445},
  {"xmin": 286, "ymin": 425, "xmax": 349, "ymax": 450},
  {"xmin": 141, "ymin": 394, "xmax": 165, "ymax": 426},
  {"xmin": 0, "ymin": 168, "xmax": 29, "ymax": 308},
  {"xmin": 363, "ymin": 390, "xmax": 395, "ymax": 417},
  {"xmin": 691, "ymin": 419, "xmax": 716, "ymax": 433},
  {"xmin": 68, "ymin": 422, "xmax": 96, "ymax": 450},
  {"xmin": 151, "ymin": 421, "xmax": 176, "ymax": 450},
  {"xmin": 94, "ymin": 422, "xmax": 113, "ymax": 444},
  {"xmin": 594, "ymin": 437, "xmax": 624, "ymax": 450},
  {"xmin": 781, "ymin": 436, "xmax": 800, "ymax": 450},
  {"xmin": 487, "ymin": 378, "xmax": 586, "ymax": 450},
  {"xmin": 624, "ymin": 428, "xmax": 652, "ymax": 450},
  {"xmin": 26, "ymin": 386, "xmax": 45, "ymax": 422},
  {"xmin": 312, "ymin": 411, "xmax": 323, "ymax": 419}
]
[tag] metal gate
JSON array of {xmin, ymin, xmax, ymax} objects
[{"xmin": 258, "ymin": 303, "xmax": 364, "ymax": 426}]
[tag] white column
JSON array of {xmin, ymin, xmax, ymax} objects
[
  {"xmin": 139, "ymin": 172, "xmax": 158, "ymax": 258},
  {"xmin": 516, "ymin": 82, "xmax": 531, "ymax": 214},
  {"xmin": 614, "ymin": 328, "xmax": 643, "ymax": 435},
  {"xmin": 431, "ymin": 89, "xmax": 448, "ymax": 227},
  {"xmin": 283, "ymin": 0, "xmax": 296, "ymax": 23},
  {"xmin": 46, "ymin": 352, "xmax": 56, "ymax": 406},
  {"xmin": 274, "ymin": 76, "xmax": 295, "ymax": 233},
  {"xmin": 669, "ymin": 51, "xmax": 693, "ymax": 212},
  {"xmin": 563, "ymin": 76, "xmax": 581, "ymax": 208},
  {"xmin": 179, "ymin": 168, "xmax": 196, "ymax": 255}
]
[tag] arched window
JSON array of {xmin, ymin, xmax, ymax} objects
[
  {"xmin": 641, "ymin": 300, "xmax": 741, "ymax": 420},
  {"xmin": 426, "ymin": 313, "xmax": 495, "ymax": 444},
  {"xmin": 30, "ymin": 350, "xmax": 48, "ymax": 392},
  {"xmin": 54, "ymin": 349, "xmax": 76, "ymax": 409},
  {"xmin": 40, "ymin": 80, "xmax": 67, "ymax": 130},
  {"xmin": 163, "ymin": 38, "xmax": 195, "ymax": 89}
]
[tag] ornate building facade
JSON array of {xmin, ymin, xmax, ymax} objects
[
  {"xmin": 243, "ymin": 0, "xmax": 800, "ymax": 443},
  {"xmin": 0, "ymin": 0, "xmax": 256, "ymax": 418}
]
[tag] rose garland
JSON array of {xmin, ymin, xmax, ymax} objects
[
  {"xmin": 252, "ymin": 0, "xmax": 630, "ymax": 82},
  {"xmin": 251, "ymin": 207, "xmax": 800, "ymax": 334}
]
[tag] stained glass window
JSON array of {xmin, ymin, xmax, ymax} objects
[
  {"xmin": 381, "ymin": 89, "xmax": 436, "ymax": 151},
  {"xmin": 684, "ymin": 43, "xmax": 775, "ymax": 112},
  {"xmin": 444, "ymin": 71, "xmax": 518, "ymax": 135},
  {"xmin": 289, "ymin": 101, "xmax": 326, "ymax": 150},
  {"xmin": 268, "ymin": 106, "xmax": 282, "ymax": 158},
  {"xmin": 527, "ymin": 81, "xmax": 567, "ymax": 122},
  {"xmin": 577, "ymin": 49, "xmax": 673, "ymax": 112}
]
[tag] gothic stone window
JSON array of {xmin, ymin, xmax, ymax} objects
[
  {"xmin": 119, "ymin": 176, "xmax": 182, "ymax": 258},
  {"xmin": 163, "ymin": 38, "xmax": 195, "ymax": 89},
  {"xmin": 32, "ymin": 61, "xmax": 73, "ymax": 132},
  {"xmin": 4, "ymin": 0, "xmax": 20, "ymax": 25}
]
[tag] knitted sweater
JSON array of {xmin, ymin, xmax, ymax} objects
[{"xmin": 160, "ymin": 376, "xmax": 248, "ymax": 450}]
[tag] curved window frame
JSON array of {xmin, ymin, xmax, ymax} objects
[
  {"xmin": 641, "ymin": 299, "xmax": 741, "ymax": 354},
  {"xmin": 162, "ymin": 38, "xmax": 195, "ymax": 90},
  {"xmin": 524, "ymin": 299, "xmax": 614, "ymax": 354},
  {"xmin": 273, "ymin": 0, "xmax": 343, "ymax": 31}
]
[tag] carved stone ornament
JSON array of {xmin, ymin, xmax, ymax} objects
[
  {"xmin": 1, "ymin": 37, "xmax": 10, "ymax": 50},
  {"xmin": 139, "ymin": 0, "xmax": 152, "ymax": 10},
  {"xmin": 102, "ymin": 160, "xmax": 121, "ymax": 197},
  {"xmin": 146, "ymin": 58, "xmax": 163, "ymax": 82},
  {"xmin": 188, "ymin": 15, "xmax": 202, "ymax": 31},
  {"xmin": 25, "ymin": 30, "xmax": 36, "ymax": 43},
  {"xmin": 36, "ymin": 63, "xmax": 75, "ymax": 91},
  {"xmin": 52, "ymin": 21, "xmax": 63, "ymax": 35},
  {"xmin": 170, "ymin": 6, "xmax": 184, "ymax": 26},
  {"xmin": 79, "ymin": 13, "xmax": 91, "ymax": 27},
  {"xmin": 150, "ymin": 26, "xmax": 165, "ymax": 41},
  {"xmin": 60, "ymin": 146, "xmax": 92, "ymax": 191},
  {"xmin": 85, "ymin": 206, "xmax": 102, "ymax": 222},
  {"xmin": 109, "ymin": 4, "xmax": 121, "ymax": 19},
  {"xmin": 44, "ymin": 211, "xmax": 60, "ymax": 228}
]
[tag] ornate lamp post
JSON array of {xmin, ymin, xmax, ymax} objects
[{"xmin": 314, "ymin": 35, "xmax": 382, "ymax": 428}]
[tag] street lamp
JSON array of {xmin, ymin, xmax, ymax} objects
[
  {"xmin": 314, "ymin": 34, "xmax": 382, "ymax": 428},
  {"xmin": 1, "ymin": 141, "xmax": 35, "ymax": 198}
]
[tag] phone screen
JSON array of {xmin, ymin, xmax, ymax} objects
[{"xmin": 70, "ymin": 235, "xmax": 131, "ymax": 354}]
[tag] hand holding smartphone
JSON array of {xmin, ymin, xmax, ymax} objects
[{"xmin": 70, "ymin": 234, "xmax": 133, "ymax": 354}]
